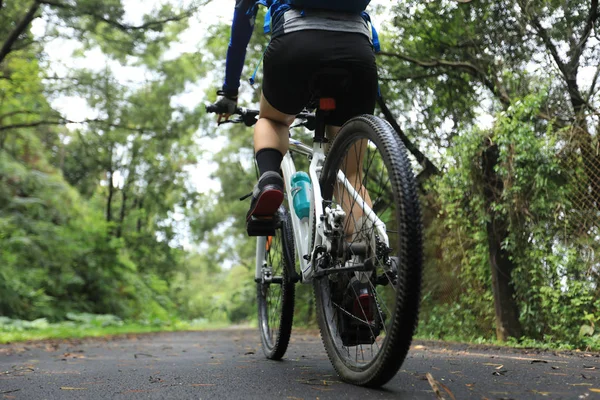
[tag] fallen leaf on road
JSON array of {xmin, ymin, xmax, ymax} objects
[
  {"xmin": 122, "ymin": 389, "xmax": 159, "ymax": 393},
  {"xmin": 590, "ymin": 388, "xmax": 600, "ymax": 393},
  {"xmin": 495, "ymin": 365, "xmax": 504, "ymax": 370},
  {"xmin": 60, "ymin": 387, "xmax": 87, "ymax": 390},
  {"xmin": 583, "ymin": 366, "xmax": 596, "ymax": 370},
  {"xmin": 438, "ymin": 381, "xmax": 457, "ymax": 400},
  {"xmin": 45, "ymin": 343, "xmax": 59, "ymax": 352},
  {"xmin": 483, "ymin": 363, "xmax": 503, "ymax": 367},
  {"xmin": 570, "ymin": 383, "xmax": 592, "ymax": 386},
  {"xmin": 134, "ymin": 353, "xmax": 155, "ymax": 358},
  {"xmin": 295, "ymin": 378, "xmax": 339, "ymax": 387},
  {"xmin": 426, "ymin": 373, "xmax": 447, "ymax": 400},
  {"xmin": 530, "ymin": 390, "xmax": 551, "ymax": 396},
  {"xmin": 1, "ymin": 367, "xmax": 34, "ymax": 376}
]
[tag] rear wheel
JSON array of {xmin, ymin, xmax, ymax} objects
[
  {"xmin": 314, "ymin": 115, "xmax": 423, "ymax": 387},
  {"xmin": 257, "ymin": 207, "xmax": 296, "ymax": 360}
]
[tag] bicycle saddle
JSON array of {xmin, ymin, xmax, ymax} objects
[{"xmin": 309, "ymin": 68, "xmax": 353, "ymax": 103}]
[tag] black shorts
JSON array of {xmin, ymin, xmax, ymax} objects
[{"xmin": 263, "ymin": 30, "xmax": 378, "ymax": 127}]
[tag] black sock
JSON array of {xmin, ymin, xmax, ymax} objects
[{"xmin": 255, "ymin": 148, "xmax": 283, "ymax": 176}]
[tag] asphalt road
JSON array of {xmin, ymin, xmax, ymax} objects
[{"xmin": 0, "ymin": 329, "xmax": 599, "ymax": 399}]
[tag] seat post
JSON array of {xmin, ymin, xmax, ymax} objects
[
  {"xmin": 314, "ymin": 97, "xmax": 336, "ymax": 145},
  {"xmin": 314, "ymin": 108, "xmax": 327, "ymax": 144}
]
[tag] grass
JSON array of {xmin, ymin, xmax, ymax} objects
[
  {"xmin": 414, "ymin": 332, "xmax": 600, "ymax": 353},
  {"xmin": 0, "ymin": 314, "xmax": 231, "ymax": 344},
  {"xmin": 3, "ymin": 314, "xmax": 598, "ymax": 353}
]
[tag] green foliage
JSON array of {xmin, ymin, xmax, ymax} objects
[
  {"xmin": 1, "ymin": 0, "xmax": 598, "ymax": 353},
  {"xmin": 0, "ymin": 146, "xmax": 175, "ymax": 321},
  {"xmin": 418, "ymin": 91, "xmax": 600, "ymax": 349},
  {"xmin": 417, "ymin": 126, "xmax": 496, "ymax": 340},
  {"xmin": 0, "ymin": 314, "xmax": 225, "ymax": 344},
  {"xmin": 0, "ymin": 0, "xmax": 209, "ymax": 326}
]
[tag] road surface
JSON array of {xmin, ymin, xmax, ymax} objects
[{"xmin": 1, "ymin": 329, "xmax": 599, "ymax": 399}]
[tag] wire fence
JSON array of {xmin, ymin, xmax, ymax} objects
[{"xmin": 561, "ymin": 126, "xmax": 600, "ymax": 277}]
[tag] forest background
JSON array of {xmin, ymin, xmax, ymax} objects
[{"xmin": 1, "ymin": 0, "xmax": 599, "ymax": 350}]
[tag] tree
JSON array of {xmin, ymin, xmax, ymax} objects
[
  {"xmin": 379, "ymin": 0, "xmax": 599, "ymax": 341},
  {"xmin": 0, "ymin": 0, "xmax": 211, "ymax": 321}
]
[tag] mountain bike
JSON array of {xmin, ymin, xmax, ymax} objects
[{"xmin": 206, "ymin": 74, "xmax": 423, "ymax": 387}]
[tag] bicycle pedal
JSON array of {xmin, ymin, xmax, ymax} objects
[{"xmin": 246, "ymin": 215, "xmax": 277, "ymax": 237}]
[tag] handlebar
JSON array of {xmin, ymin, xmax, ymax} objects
[{"xmin": 205, "ymin": 104, "xmax": 316, "ymax": 130}]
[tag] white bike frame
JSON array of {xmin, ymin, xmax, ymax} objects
[{"xmin": 255, "ymin": 138, "xmax": 389, "ymax": 285}]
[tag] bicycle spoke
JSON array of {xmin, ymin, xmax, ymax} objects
[
  {"xmin": 317, "ymin": 135, "xmax": 400, "ymax": 366},
  {"xmin": 313, "ymin": 116, "xmax": 422, "ymax": 386}
]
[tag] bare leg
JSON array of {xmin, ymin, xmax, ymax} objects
[
  {"xmin": 326, "ymin": 126, "xmax": 373, "ymax": 238},
  {"xmin": 255, "ymin": 93, "xmax": 295, "ymax": 155}
]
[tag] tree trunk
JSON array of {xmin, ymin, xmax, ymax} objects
[
  {"xmin": 136, "ymin": 197, "xmax": 144, "ymax": 233},
  {"xmin": 482, "ymin": 142, "xmax": 523, "ymax": 341},
  {"xmin": 306, "ymin": 294, "xmax": 314, "ymax": 326},
  {"xmin": 116, "ymin": 188, "xmax": 127, "ymax": 238},
  {"xmin": 116, "ymin": 142, "xmax": 140, "ymax": 238},
  {"xmin": 106, "ymin": 169, "xmax": 114, "ymax": 223}
]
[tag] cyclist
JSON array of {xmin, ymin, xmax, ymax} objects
[{"xmin": 211, "ymin": 0, "xmax": 378, "ymax": 234}]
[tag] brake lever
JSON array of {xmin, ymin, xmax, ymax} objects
[
  {"xmin": 241, "ymin": 112, "xmax": 258, "ymax": 127},
  {"xmin": 217, "ymin": 118, "xmax": 243, "ymax": 126}
]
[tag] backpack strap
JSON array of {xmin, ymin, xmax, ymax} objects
[
  {"xmin": 263, "ymin": 2, "xmax": 292, "ymax": 34},
  {"xmin": 264, "ymin": 5, "xmax": 272, "ymax": 33},
  {"xmin": 249, "ymin": 0, "xmax": 293, "ymax": 85},
  {"xmin": 361, "ymin": 12, "xmax": 381, "ymax": 53},
  {"xmin": 246, "ymin": 0, "xmax": 271, "ymax": 17}
]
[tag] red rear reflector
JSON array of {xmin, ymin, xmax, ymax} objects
[
  {"xmin": 319, "ymin": 98, "xmax": 336, "ymax": 111},
  {"xmin": 353, "ymin": 294, "xmax": 374, "ymax": 321}
]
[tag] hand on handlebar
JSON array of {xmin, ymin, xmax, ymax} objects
[
  {"xmin": 206, "ymin": 103, "xmax": 260, "ymax": 127},
  {"xmin": 208, "ymin": 90, "xmax": 238, "ymax": 124},
  {"xmin": 206, "ymin": 102, "xmax": 313, "ymax": 129}
]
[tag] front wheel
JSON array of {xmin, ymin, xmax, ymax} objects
[
  {"xmin": 314, "ymin": 115, "xmax": 423, "ymax": 387},
  {"xmin": 257, "ymin": 207, "xmax": 296, "ymax": 360}
]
